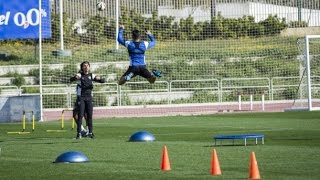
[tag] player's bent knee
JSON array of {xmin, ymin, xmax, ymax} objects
[
  {"xmin": 118, "ymin": 81, "xmax": 126, "ymax": 85},
  {"xmin": 147, "ymin": 77, "xmax": 156, "ymax": 84},
  {"xmin": 118, "ymin": 77, "xmax": 126, "ymax": 85}
]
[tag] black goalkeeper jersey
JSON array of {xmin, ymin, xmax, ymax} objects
[{"xmin": 77, "ymin": 73, "xmax": 95, "ymax": 97}]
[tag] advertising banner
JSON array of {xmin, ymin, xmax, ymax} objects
[{"xmin": 0, "ymin": 0, "xmax": 51, "ymax": 39}]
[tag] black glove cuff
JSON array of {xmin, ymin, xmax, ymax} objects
[
  {"xmin": 70, "ymin": 76, "xmax": 77, "ymax": 81},
  {"xmin": 99, "ymin": 78, "xmax": 106, "ymax": 83}
]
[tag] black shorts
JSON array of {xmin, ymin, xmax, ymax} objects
[{"xmin": 122, "ymin": 65, "xmax": 153, "ymax": 79}]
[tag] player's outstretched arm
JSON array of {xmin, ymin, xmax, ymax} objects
[
  {"xmin": 117, "ymin": 25, "xmax": 126, "ymax": 46},
  {"xmin": 93, "ymin": 75, "xmax": 105, "ymax": 83},
  {"xmin": 70, "ymin": 74, "xmax": 81, "ymax": 82},
  {"xmin": 145, "ymin": 30, "xmax": 155, "ymax": 49}
]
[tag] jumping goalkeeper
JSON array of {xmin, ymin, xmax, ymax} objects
[{"xmin": 117, "ymin": 25, "xmax": 162, "ymax": 85}]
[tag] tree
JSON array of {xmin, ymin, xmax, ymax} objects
[{"xmin": 11, "ymin": 73, "xmax": 26, "ymax": 87}]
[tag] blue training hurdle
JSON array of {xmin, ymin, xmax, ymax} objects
[{"xmin": 213, "ymin": 134, "xmax": 264, "ymax": 146}]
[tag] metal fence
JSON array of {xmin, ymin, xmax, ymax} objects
[{"xmin": 1, "ymin": 76, "xmax": 319, "ymax": 110}]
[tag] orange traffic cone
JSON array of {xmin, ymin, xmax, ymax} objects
[
  {"xmin": 211, "ymin": 149, "xmax": 222, "ymax": 175},
  {"xmin": 249, "ymin": 152, "xmax": 261, "ymax": 179},
  {"xmin": 161, "ymin": 145, "xmax": 171, "ymax": 171}
]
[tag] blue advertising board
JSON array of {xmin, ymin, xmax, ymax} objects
[{"xmin": 0, "ymin": 0, "xmax": 51, "ymax": 39}]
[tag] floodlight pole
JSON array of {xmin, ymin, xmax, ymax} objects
[
  {"xmin": 59, "ymin": 0, "xmax": 64, "ymax": 50},
  {"xmin": 39, "ymin": 0, "xmax": 44, "ymax": 121},
  {"xmin": 115, "ymin": 0, "xmax": 119, "ymax": 50}
]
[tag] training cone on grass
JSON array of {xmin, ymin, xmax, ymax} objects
[
  {"xmin": 249, "ymin": 152, "xmax": 261, "ymax": 180},
  {"xmin": 211, "ymin": 149, "xmax": 222, "ymax": 176},
  {"xmin": 161, "ymin": 145, "xmax": 171, "ymax": 171}
]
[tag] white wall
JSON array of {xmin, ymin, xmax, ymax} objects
[
  {"xmin": 0, "ymin": 62, "xmax": 127, "ymax": 76},
  {"xmin": 158, "ymin": 2, "xmax": 320, "ymax": 26},
  {"xmin": 0, "ymin": 65, "xmax": 37, "ymax": 75},
  {"xmin": 158, "ymin": 5, "xmax": 211, "ymax": 22},
  {"xmin": 247, "ymin": 2, "xmax": 320, "ymax": 26},
  {"xmin": 216, "ymin": 3, "xmax": 248, "ymax": 18},
  {"xmin": 0, "ymin": 77, "xmax": 35, "ymax": 85}
]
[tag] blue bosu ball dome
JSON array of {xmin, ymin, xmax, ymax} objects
[
  {"xmin": 54, "ymin": 151, "xmax": 89, "ymax": 163},
  {"xmin": 129, "ymin": 131, "xmax": 156, "ymax": 142}
]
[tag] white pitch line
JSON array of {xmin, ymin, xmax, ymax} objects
[
  {"xmin": 117, "ymin": 127, "xmax": 294, "ymax": 137},
  {"xmin": 97, "ymin": 122, "xmax": 238, "ymax": 128},
  {"xmin": 145, "ymin": 128, "xmax": 294, "ymax": 136}
]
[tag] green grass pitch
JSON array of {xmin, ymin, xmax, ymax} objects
[{"xmin": 0, "ymin": 111, "xmax": 320, "ymax": 180}]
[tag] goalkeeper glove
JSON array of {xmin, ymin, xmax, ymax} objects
[
  {"xmin": 70, "ymin": 76, "xmax": 77, "ymax": 82},
  {"xmin": 152, "ymin": 69, "xmax": 162, "ymax": 77},
  {"xmin": 97, "ymin": 78, "xmax": 105, "ymax": 83}
]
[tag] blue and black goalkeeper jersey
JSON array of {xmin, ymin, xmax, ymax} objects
[{"xmin": 117, "ymin": 28, "xmax": 156, "ymax": 66}]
